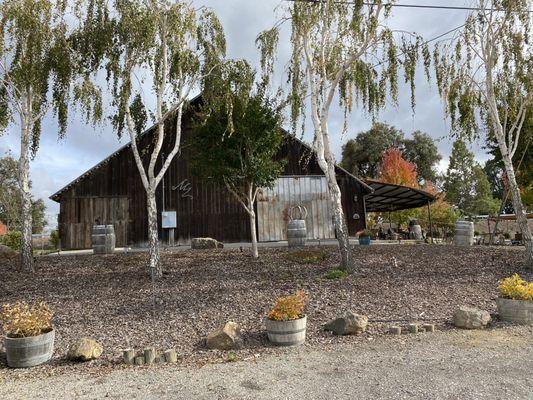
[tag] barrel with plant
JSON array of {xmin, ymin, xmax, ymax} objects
[
  {"xmin": 0, "ymin": 301, "xmax": 55, "ymax": 368},
  {"xmin": 266, "ymin": 290, "xmax": 308, "ymax": 346},
  {"xmin": 496, "ymin": 274, "xmax": 533, "ymax": 325}
]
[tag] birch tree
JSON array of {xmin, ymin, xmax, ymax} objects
[
  {"xmin": 0, "ymin": 0, "xmax": 102, "ymax": 272},
  {"xmin": 106, "ymin": 1, "xmax": 226, "ymax": 278},
  {"xmin": 433, "ymin": 0, "xmax": 532, "ymax": 268},
  {"xmin": 258, "ymin": 0, "xmax": 424, "ymax": 270}
]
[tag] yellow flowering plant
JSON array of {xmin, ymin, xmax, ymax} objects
[
  {"xmin": 498, "ymin": 274, "xmax": 533, "ymax": 301},
  {"xmin": 0, "ymin": 301, "xmax": 53, "ymax": 338},
  {"xmin": 268, "ymin": 290, "xmax": 307, "ymax": 321}
]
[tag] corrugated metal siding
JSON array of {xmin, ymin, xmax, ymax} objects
[{"xmin": 257, "ymin": 176, "xmax": 335, "ymax": 242}]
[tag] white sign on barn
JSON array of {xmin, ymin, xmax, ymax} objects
[{"xmin": 257, "ymin": 176, "xmax": 335, "ymax": 242}]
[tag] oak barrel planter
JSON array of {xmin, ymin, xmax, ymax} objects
[
  {"xmin": 454, "ymin": 221, "xmax": 474, "ymax": 246},
  {"xmin": 287, "ymin": 205, "xmax": 308, "ymax": 248},
  {"xmin": 4, "ymin": 329, "xmax": 55, "ymax": 368},
  {"xmin": 496, "ymin": 298, "xmax": 533, "ymax": 325},
  {"xmin": 266, "ymin": 315, "xmax": 307, "ymax": 346}
]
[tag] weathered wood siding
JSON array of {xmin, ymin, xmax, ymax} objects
[
  {"xmin": 257, "ymin": 176, "xmax": 336, "ymax": 242},
  {"xmin": 55, "ymin": 108, "xmax": 367, "ymax": 249}
]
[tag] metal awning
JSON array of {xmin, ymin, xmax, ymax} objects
[{"xmin": 364, "ymin": 179, "xmax": 436, "ymax": 212}]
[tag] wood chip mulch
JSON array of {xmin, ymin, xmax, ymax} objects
[{"xmin": 0, "ymin": 244, "xmax": 530, "ymax": 378}]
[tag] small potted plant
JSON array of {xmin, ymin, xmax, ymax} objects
[
  {"xmin": 1, "ymin": 301, "xmax": 55, "ymax": 368},
  {"xmin": 496, "ymin": 274, "xmax": 532, "ymax": 325},
  {"xmin": 266, "ymin": 290, "xmax": 307, "ymax": 346},
  {"xmin": 358, "ymin": 229, "xmax": 372, "ymax": 245}
]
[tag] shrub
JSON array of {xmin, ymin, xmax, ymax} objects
[
  {"xmin": 498, "ymin": 274, "xmax": 533, "ymax": 301},
  {"xmin": 49, "ymin": 230, "xmax": 60, "ymax": 249},
  {"xmin": 284, "ymin": 250, "xmax": 328, "ymax": 264},
  {"xmin": 324, "ymin": 268, "xmax": 348, "ymax": 279},
  {"xmin": 358, "ymin": 229, "xmax": 372, "ymax": 238},
  {"xmin": 268, "ymin": 290, "xmax": 307, "ymax": 321},
  {"xmin": 0, "ymin": 301, "xmax": 54, "ymax": 338},
  {"xmin": 0, "ymin": 231, "xmax": 22, "ymax": 251}
]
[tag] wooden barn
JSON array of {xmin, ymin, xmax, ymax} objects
[{"xmin": 51, "ymin": 98, "xmax": 372, "ymax": 250}]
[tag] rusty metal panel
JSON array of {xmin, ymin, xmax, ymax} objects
[{"xmin": 257, "ymin": 176, "xmax": 335, "ymax": 242}]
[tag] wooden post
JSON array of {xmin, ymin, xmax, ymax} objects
[
  {"xmin": 123, "ymin": 349, "xmax": 135, "ymax": 365},
  {"xmin": 427, "ymin": 201, "xmax": 434, "ymax": 244},
  {"xmin": 169, "ymin": 228, "xmax": 175, "ymax": 247}
]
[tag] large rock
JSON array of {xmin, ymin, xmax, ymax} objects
[
  {"xmin": 453, "ymin": 306, "xmax": 491, "ymax": 329},
  {"xmin": 206, "ymin": 322, "xmax": 241, "ymax": 350},
  {"xmin": 191, "ymin": 238, "xmax": 224, "ymax": 250},
  {"xmin": 67, "ymin": 338, "xmax": 103, "ymax": 361},
  {"xmin": 324, "ymin": 312, "xmax": 369, "ymax": 335}
]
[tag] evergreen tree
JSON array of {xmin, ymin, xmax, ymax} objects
[
  {"xmin": 403, "ymin": 131, "xmax": 442, "ymax": 183},
  {"xmin": 341, "ymin": 123, "xmax": 404, "ymax": 178},
  {"xmin": 444, "ymin": 141, "xmax": 499, "ymax": 216}
]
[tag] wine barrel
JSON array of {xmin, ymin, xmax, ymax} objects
[
  {"xmin": 266, "ymin": 315, "xmax": 307, "ymax": 346},
  {"xmin": 92, "ymin": 225, "xmax": 116, "ymax": 254},
  {"xmin": 455, "ymin": 221, "xmax": 474, "ymax": 246},
  {"xmin": 287, "ymin": 219, "xmax": 307, "ymax": 247},
  {"xmin": 411, "ymin": 224, "xmax": 423, "ymax": 240},
  {"xmin": 5, "ymin": 329, "xmax": 55, "ymax": 368}
]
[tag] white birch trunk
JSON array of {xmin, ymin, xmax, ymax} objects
[
  {"xmin": 305, "ymin": 44, "xmax": 353, "ymax": 271},
  {"xmin": 498, "ymin": 141, "xmax": 533, "ymax": 269},
  {"xmin": 319, "ymin": 141, "xmax": 352, "ymax": 271},
  {"xmin": 483, "ymin": 38, "xmax": 533, "ymax": 269},
  {"xmin": 146, "ymin": 189, "xmax": 161, "ymax": 278},
  {"xmin": 19, "ymin": 114, "xmax": 33, "ymax": 272}
]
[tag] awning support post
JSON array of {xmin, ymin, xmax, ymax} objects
[{"xmin": 427, "ymin": 200, "xmax": 434, "ymax": 244}]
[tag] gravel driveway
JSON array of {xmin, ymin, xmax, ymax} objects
[{"xmin": 2, "ymin": 326, "xmax": 531, "ymax": 400}]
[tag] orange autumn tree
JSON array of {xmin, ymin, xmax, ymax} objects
[{"xmin": 378, "ymin": 148, "xmax": 418, "ymax": 188}]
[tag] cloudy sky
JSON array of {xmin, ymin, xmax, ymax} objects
[{"xmin": 0, "ymin": 0, "xmax": 490, "ymax": 229}]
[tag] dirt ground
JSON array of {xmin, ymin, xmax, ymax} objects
[
  {"xmin": 1, "ymin": 326, "xmax": 532, "ymax": 400},
  {"xmin": 0, "ymin": 244, "xmax": 530, "ymax": 380}
]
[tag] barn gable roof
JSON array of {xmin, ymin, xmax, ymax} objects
[{"xmin": 50, "ymin": 95, "xmax": 372, "ymax": 202}]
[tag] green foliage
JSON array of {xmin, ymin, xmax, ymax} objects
[
  {"xmin": 191, "ymin": 70, "xmax": 285, "ymax": 208},
  {"xmin": 258, "ymin": 1, "xmax": 428, "ymax": 136},
  {"xmin": 0, "ymin": 156, "xmax": 46, "ymax": 232},
  {"xmin": 443, "ymin": 140, "xmax": 499, "ymax": 216},
  {"xmin": 0, "ymin": 0, "xmax": 103, "ymax": 141},
  {"xmin": 0, "ymin": 231, "xmax": 22, "ymax": 251},
  {"xmin": 49, "ymin": 230, "xmax": 60, "ymax": 250},
  {"xmin": 324, "ymin": 269, "xmax": 348, "ymax": 280},
  {"xmin": 341, "ymin": 123, "xmax": 403, "ymax": 178},
  {"xmin": 358, "ymin": 229, "xmax": 372, "ymax": 238},
  {"xmin": 285, "ymin": 250, "xmax": 329, "ymax": 264},
  {"xmin": 403, "ymin": 131, "xmax": 442, "ymax": 183},
  {"xmin": 31, "ymin": 199, "xmax": 46, "ymax": 234},
  {"xmin": 485, "ymin": 108, "xmax": 533, "ymax": 211},
  {"xmin": 103, "ymin": 0, "xmax": 227, "ymax": 138},
  {"xmin": 0, "ymin": 156, "xmax": 47, "ymax": 232},
  {"xmin": 341, "ymin": 124, "xmax": 441, "ymax": 183}
]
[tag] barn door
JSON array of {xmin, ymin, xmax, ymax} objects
[{"xmin": 256, "ymin": 176, "xmax": 335, "ymax": 242}]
